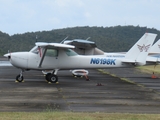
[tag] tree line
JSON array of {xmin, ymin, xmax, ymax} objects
[{"xmin": 0, "ymin": 25, "xmax": 160, "ymax": 56}]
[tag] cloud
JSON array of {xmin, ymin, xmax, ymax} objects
[{"xmin": 0, "ymin": 0, "xmax": 160, "ymax": 35}]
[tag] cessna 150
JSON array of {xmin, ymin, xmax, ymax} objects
[{"xmin": 4, "ymin": 33, "xmax": 157, "ymax": 83}]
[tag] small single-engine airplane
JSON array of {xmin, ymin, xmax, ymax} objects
[{"xmin": 4, "ymin": 33, "xmax": 157, "ymax": 83}]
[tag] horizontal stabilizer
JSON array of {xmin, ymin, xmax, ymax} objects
[{"xmin": 121, "ymin": 59, "xmax": 136, "ymax": 63}]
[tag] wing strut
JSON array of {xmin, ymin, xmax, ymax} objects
[{"xmin": 38, "ymin": 47, "xmax": 47, "ymax": 68}]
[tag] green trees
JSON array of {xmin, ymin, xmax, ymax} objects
[{"xmin": 0, "ymin": 25, "xmax": 159, "ymax": 56}]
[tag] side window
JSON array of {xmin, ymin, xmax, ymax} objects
[
  {"xmin": 65, "ymin": 49, "xmax": 78, "ymax": 56},
  {"xmin": 45, "ymin": 49, "xmax": 58, "ymax": 57}
]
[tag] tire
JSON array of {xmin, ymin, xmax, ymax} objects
[
  {"xmin": 16, "ymin": 74, "xmax": 24, "ymax": 82},
  {"xmin": 45, "ymin": 73, "xmax": 51, "ymax": 82},
  {"xmin": 49, "ymin": 74, "xmax": 58, "ymax": 83}
]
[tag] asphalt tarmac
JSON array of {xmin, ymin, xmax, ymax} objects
[{"xmin": 0, "ymin": 61, "xmax": 160, "ymax": 113}]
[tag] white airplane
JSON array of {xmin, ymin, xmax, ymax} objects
[{"xmin": 4, "ymin": 33, "xmax": 157, "ymax": 83}]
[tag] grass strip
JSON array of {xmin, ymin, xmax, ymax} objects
[{"xmin": 0, "ymin": 112, "xmax": 160, "ymax": 120}]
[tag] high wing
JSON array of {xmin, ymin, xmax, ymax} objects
[
  {"xmin": 64, "ymin": 39, "xmax": 104, "ymax": 55},
  {"xmin": 35, "ymin": 42, "xmax": 75, "ymax": 49},
  {"xmin": 64, "ymin": 39, "xmax": 96, "ymax": 48}
]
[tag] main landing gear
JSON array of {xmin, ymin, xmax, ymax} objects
[
  {"xmin": 45, "ymin": 69, "xmax": 59, "ymax": 83},
  {"xmin": 45, "ymin": 73, "xmax": 58, "ymax": 83}
]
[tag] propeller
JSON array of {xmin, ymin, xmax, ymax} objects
[{"xmin": 4, "ymin": 50, "xmax": 11, "ymax": 60}]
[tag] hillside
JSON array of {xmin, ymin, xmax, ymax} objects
[{"xmin": 0, "ymin": 25, "xmax": 160, "ymax": 56}]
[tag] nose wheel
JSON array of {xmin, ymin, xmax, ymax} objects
[
  {"xmin": 16, "ymin": 74, "xmax": 24, "ymax": 82},
  {"xmin": 16, "ymin": 70, "xmax": 24, "ymax": 82}
]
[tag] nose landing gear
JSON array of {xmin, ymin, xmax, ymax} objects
[{"xmin": 16, "ymin": 70, "xmax": 24, "ymax": 82}]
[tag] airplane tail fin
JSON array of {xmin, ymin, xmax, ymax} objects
[
  {"xmin": 124, "ymin": 33, "xmax": 157, "ymax": 65},
  {"xmin": 149, "ymin": 39, "xmax": 160, "ymax": 54}
]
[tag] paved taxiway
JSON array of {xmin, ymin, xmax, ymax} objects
[{"xmin": 0, "ymin": 61, "xmax": 160, "ymax": 113}]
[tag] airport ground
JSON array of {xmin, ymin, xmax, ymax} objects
[{"xmin": 0, "ymin": 58, "xmax": 160, "ymax": 113}]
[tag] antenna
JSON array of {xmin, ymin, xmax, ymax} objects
[
  {"xmin": 60, "ymin": 36, "xmax": 69, "ymax": 44},
  {"xmin": 86, "ymin": 37, "xmax": 91, "ymax": 40},
  {"xmin": 36, "ymin": 35, "xmax": 38, "ymax": 42}
]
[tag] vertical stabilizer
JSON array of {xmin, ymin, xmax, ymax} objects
[
  {"xmin": 125, "ymin": 33, "xmax": 157, "ymax": 65},
  {"xmin": 149, "ymin": 39, "xmax": 160, "ymax": 54}
]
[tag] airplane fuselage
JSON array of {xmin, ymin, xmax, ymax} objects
[{"xmin": 9, "ymin": 49, "xmax": 134, "ymax": 70}]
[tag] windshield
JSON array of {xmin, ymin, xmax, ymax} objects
[{"xmin": 29, "ymin": 46, "xmax": 39, "ymax": 54}]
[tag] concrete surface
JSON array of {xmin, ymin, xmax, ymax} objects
[{"xmin": 0, "ymin": 63, "xmax": 160, "ymax": 113}]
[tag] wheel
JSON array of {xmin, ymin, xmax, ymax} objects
[
  {"xmin": 48, "ymin": 74, "xmax": 58, "ymax": 83},
  {"xmin": 16, "ymin": 74, "xmax": 24, "ymax": 82},
  {"xmin": 45, "ymin": 73, "xmax": 51, "ymax": 82}
]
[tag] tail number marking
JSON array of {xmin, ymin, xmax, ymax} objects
[{"xmin": 90, "ymin": 58, "xmax": 116, "ymax": 65}]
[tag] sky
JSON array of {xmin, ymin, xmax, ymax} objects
[{"xmin": 0, "ymin": 0, "xmax": 159, "ymax": 35}]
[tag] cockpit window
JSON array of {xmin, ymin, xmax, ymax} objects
[
  {"xmin": 65, "ymin": 49, "xmax": 78, "ymax": 56},
  {"xmin": 30, "ymin": 46, "xmax": 77, "ymax": 57},
  {"xmin": 45, "ymin": 48, "xmax": 58, "ymax": 57}
]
